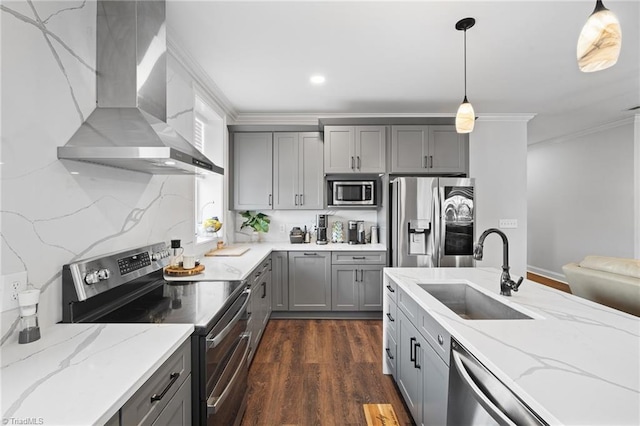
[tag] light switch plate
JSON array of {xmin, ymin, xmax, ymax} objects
[
  {"xmin": 1, "ymin": 271, "xmax": 28, "ymax": 312},
  {"xmin": 279, "ymin": 224, "xmax": 286, "ymax": 233},
  {"xmin": 499, "ymin": 219, "xmax": 518, "ymax": 229}
]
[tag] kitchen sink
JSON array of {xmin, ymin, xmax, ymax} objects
[{"xmin": 418, "ymin": 283, "xmax": 533, "ymax": 320}]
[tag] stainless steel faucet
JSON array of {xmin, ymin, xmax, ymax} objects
[{"xmin": 473, "ymin": 228, "xmax": 523, "ymax": 296}]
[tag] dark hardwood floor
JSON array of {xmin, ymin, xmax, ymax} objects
[{"xmin": 241, "ymin": 319, "xmax": 413, "ymax": 426}]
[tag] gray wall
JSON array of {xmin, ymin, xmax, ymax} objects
[{"xmin": 527, "ymin": 119, "xmax": 636, "ymax": 281}]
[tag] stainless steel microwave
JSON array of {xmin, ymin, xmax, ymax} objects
[{"xmin": 328, "ymin": 180, "xmax": 377, "ymax": 206}]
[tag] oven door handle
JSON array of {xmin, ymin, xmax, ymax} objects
[
  {"xmin": 207, "ymin": 289, "xmax": 250, "ymax": 348},
  {"xmin": 207, "ymin": 332, "xmax": 251, "ymax": 415}
]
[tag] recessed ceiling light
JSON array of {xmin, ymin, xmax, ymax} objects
[
  {"xmin": 310, "ymin": 75, "xmax": 325, "ymax": 85},
  {"xmin": 70, "ymin": 171, "xmax": 80, "ymax": 175},
  {"xmin": 164, "ymin": 160, "xmax": 176, "ymax": 166}
]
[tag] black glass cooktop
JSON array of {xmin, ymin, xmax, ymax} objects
[{"xmin": 97, "ymin": 280, "xmax": 245, "ymax": 335}]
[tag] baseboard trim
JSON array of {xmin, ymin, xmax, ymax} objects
[
  {"xmin": 270, "ymin": 311, "xmax": 382, "ymax": 320},
  {"xmin": 527, "ymin": 272, "xmax": 572, "ymax": 293}
]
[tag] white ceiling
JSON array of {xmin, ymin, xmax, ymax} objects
[{"xmin": 167, "ymin": 1, "xmax": 640, "ymax": 144}]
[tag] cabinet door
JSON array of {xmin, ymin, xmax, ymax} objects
[
  {"xmin": 271, "ymin": 252, "xmax": 289, "ymax": 311},
  {"xmin": 299, "ymin": 132, "xmax": 324, "ymax": 209},
  {"xmin": 273, "ymin": 133, "xmax": 299, "ymax": 209},
  {"xmin": 391, "ymin": 125, "xmax": 429, "ymax": 173},
  {"xmin": 423, "ymin": 343, "xmax": 449, "ymax": 426},
  {"xmin": 359, "ymin": 265, "xmax": 383, "ymax": 311},
  {"xmin": 331, "ymin": 265, "xmax": 359, "ymax": 310},
  {"xmin": 428, "ymin": 125, "xmax": 467, "ymax": 174},
  {"xmin": 152, "ymin": 375, "xmax": 192, "ymax": 426},
  {"xmin": 288, "ymin": 252, "xmax": 332, "ymax": 311},
  {"xmin": 233, "ymin": 133, "xmax": 273, "ymax": 210},
  {"xmin": 324, "ymin": 126, "xmax": 355, "ymax": 173},
  {"xmin": 397, "ymin": 310, "xmax": 423, "ymax": 425},
  {"xmin": 355, "ymin": 126, "xmax": 386, "ymax": 173}
]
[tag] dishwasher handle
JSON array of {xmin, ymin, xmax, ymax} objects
[{"xmin": 451, "ymin": 342, "xmax": 547, "ymax": 426}]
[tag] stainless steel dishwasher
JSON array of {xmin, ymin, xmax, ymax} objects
[{"xmin": 448, "ymin": 339, "xmax": 548, "ymax": 426}]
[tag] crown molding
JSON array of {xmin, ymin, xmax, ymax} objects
[
  {"xmin": 530, "ymin": 115, "xmax": 637, "ymax": 147},
  {"xmin": 166, "ymin": 29, "xmax": 238, "ymax": 121},
  {"xmin": 476, "ymin": 113, "xmax": 537, "ymax": 122}
]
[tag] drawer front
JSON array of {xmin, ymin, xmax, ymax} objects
[
  {"xmin": 331, "ymin": 251, "xmax": 386, "ymax": 265},
  {"xmin": 121, "ymin": 340, "xmax": 191, "ymax": 426},
  {"xmin": 384, "ymin": 329, "xmax": 397, "ymax": 378},
  {"xmin": 397, "ymin": 287, "xmax": 418, "ymax": 324},
  {"xmin": 384, "ymin": 277, "xmax": 398, "ymax": 303},
  {"xmin": 419, "ymin": 308, "xmax": 450, "ymax": 366},
  {"xmin": 384, "ymin": 299, "xmax": 398, "ymax": 334}
]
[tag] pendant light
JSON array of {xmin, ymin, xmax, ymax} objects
[
  {"xmin": 577, "ymin": 0, "xmax": 622, "ymax": 72},
  {"xmin": 455, "ymin": 17, "xmax": 476, "ymax": 134}
]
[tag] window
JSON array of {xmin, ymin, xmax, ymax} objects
[{"xmin": 194, "ymin": 95, "xmax": 225, "ymax": 243}]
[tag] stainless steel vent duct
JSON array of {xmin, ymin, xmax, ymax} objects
[{"xmin": 58, "ymin": 0, "xmax": 223, "ymax": 175}]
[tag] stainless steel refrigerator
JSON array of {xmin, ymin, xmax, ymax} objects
[{"xmin": 391, "ymin": 177, "xmax": 475, "ymax": 267}]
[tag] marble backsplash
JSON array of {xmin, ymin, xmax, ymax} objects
[{"xmin": 0, "ymin": 0, "xmax": 211, "ymax": 343}]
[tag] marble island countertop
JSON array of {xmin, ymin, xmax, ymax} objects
[
  {"xmin": 1, "ymin": 323, "xmax": 193, "ymax": 426},
  {"xmin": 167, "ymin": 242, "xmax": 386, "ymax": 282},
  {"xmin": 384, "ymin": 267, "xmax": 640, "ymax": 425}
]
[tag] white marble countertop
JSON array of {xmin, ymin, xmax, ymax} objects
[
  {"xmin": 166, "ymin": 242, "xmax": 387, "ymax": 282},
  {"xmin": 384, "ymin": 267, "xmax": 640, "ymax": 425},
  {"xmin": 1, "ymin": 323, "xmax": 193, "ymax": 426}
]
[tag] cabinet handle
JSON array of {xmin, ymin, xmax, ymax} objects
[
  {"xmin": 424, "ymin": 155, "xmax": 428, "ymax": 168},
  {"xmin": 352, "ymin": 256, "xmax": 366, "ymax": 260},
  {"xmin": 354, "ymin": 269, "xmax": 358, "ymax": 283},
  {"xmin": 438, "ymin": 334, "xmax": 444, "ymax": 345},
  {"xmin": 300, "ymin": 194, "xmax": 304, "ymax": 205},
  {"xmin": 414, "ymin": 342, "xmax": 421, "ymax": 369},
  {"xmin": 303, "ymin": 253, "xmax": 317, "ymax": 256},
  {"xmin": 357, "ymin": 156, "xmax": 361, "ymax": 170},
  {"xmin": 386, "ymin": 312, "xmax": 395, "ymax": 322},
  {"xmin": 429, "ymin": 155, "xmax": 433, "ymax": 168},
  {"xmin": 386, "ymin": 285, "xmax": 395, "ymax": 293},
  {"xmin": 261, "ymin": 282, "xmax": 266, "ymax": 298},
  {"xmin": 295, "ymin": 194, "xmax": 298, "ymax": 205},
  {"xmin": 351, "ymin": 156, "xmax": 355, "ymax": 170},
  {"xmin": 410, "ymin": 337, "xmax": 416, "ymax": 363},
  {"xmin": 360, "ymin": 269, "xmax": 364, "ymax": 282},
  {"xmin": 268, "ymin": 194, "xmax": 272, "ymax": 206},
  {"xmin": 385, "ymin": 347, "xmax": 394, "ymax": 360},
  {"xmin": 150, "ymin": 372, "xmax": 180, "ymax": 403}
]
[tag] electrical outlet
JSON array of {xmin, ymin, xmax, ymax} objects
[
  {"xmin": 279, "ymin": 224, "xmax": 286, "ymax": 233},
  {"xmin": 1, "ymin": 271, "xmax": 28, "ymax": 312},
  {"xmin": 499, "ymin": 219, "xmax": 518, "ymax": 229}
]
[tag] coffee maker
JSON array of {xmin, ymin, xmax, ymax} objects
[
  {"xmin": 347, "ymin": 220, "xmax": 359, "ymax": 244},
  {"xmin": 316, "ymin": 214, "xmax": 328, "ymax": 245}
]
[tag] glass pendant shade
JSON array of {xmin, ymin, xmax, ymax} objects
[
  {"xmin": 456, "ymin": 97, "xmax": 475, "ymax": 134},
  {"xmin": 577, "ymin": 1, "xmax": 621, "ymax": 72}
]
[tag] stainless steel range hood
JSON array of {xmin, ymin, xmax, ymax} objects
[{"xmin": 58, "ymin": 0, "xmax": 223, "ymax": 175}]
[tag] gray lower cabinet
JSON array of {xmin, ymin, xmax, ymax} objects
[
  {"xmin": 288, "ymin": 251, "xmax": 332, "ymax": 311},
  {"xmin": 422, "ymin": 338, "xmax": 448, "ymax": 426},
  {"xmin": 273, "ymin": 132, "xmax": 324, "ymax": 210},
  {"xmin": 248, "ymin": 258, "xmax": 271, "ymax": 362},
  {"xmin": 397, "ymin": 309, "xmax": 425, "ymax": 426},
  {"xmin": 271, "ymin": 251, "xmax": 289, "ymax": 311},
  {"xmin": 232, "ymin": 132, "xmax": 273, "ymax": 210},
  {"xmin": 120, "ymin": 340, "xmax": 191, "ymax": 426},
  {"xmin": 331, "ymin": 265, "xmax": 383, "ymax": 311}
]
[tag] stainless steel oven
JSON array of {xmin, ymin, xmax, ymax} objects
[
  {"xmin": 328, "ymin": 179, "xmax": 377, "ymax": 206},
  {"xmin": 61, "ymin": 243, "xmax": 250, "ymax": 426}
]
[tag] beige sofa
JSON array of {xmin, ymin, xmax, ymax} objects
[{"xmin": 563, "ymin": 256, "xmax": 640, "ymax": 316}]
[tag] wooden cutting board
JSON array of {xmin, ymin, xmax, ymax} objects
[
  {"xmin": 205, "ymin": 246, "xmax": 250, "ymax": 257},
  {"xmin": 363, "ymin": 404, "xmax": 400, "ymax": 426},
  {"xmin": 164, "ymin": 264, "xmax": 205, "ymax": 276}
]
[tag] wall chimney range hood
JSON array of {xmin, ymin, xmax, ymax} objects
[{"xmin": 58, "ymin": 0, "xmax": 223, "ymax": 175}]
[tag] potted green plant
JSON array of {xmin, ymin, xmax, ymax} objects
[{"xmin": 240, "ymin": 211, "xmax": 270, "ymax": 242}]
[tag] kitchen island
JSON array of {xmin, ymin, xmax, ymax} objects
[{"xmin": 384, "ymin": 267, "xmax": 640, "ymax": 425}]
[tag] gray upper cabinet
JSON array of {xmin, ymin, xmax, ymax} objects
[
  {"xmin": 288, "ymin": 252, "xmax": 332, "ymax": 311},
  {"xmin": 391, "ymin": 125, "xmax": 467, "ymax": 174},
  {"xmin": 324, "ymin": 126, "xmax": 386, "ymax": 173},
  {"xmin": 233, "ymin": 132, "xmax": 273, "ymax": 210},
  {"xmin": 273, "ymin": 132, "xmax": 323, "ymax": 210}
]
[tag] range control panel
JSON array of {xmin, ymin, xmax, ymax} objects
[{"xmin": 63, "ymin": 242, "xmax": 171, "ymax": 302}]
